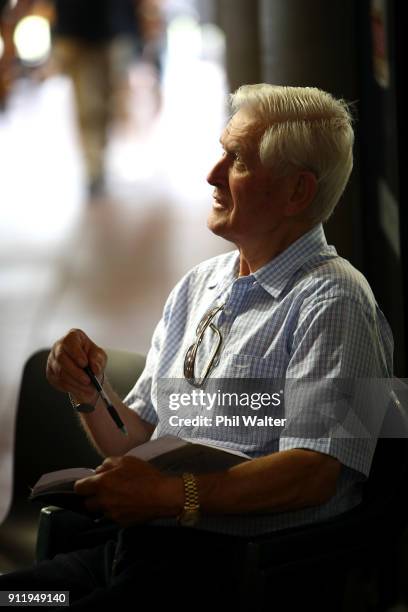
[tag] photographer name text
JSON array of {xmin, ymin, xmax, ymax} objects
[{"xmin": 168, "ymin": 415, "xmax": 286, "ymax": 427}]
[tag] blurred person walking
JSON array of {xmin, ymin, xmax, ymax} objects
[{"xmin": 51, "ymin": 0, "xmax": 143, "ymax": 198}]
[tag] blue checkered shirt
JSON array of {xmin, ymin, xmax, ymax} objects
[{"xmin": 125, "ymin": 224, "xmax": 393, "ymax": 535}]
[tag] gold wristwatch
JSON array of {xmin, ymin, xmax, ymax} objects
[{"xmin": 178, "ymin": 473, "xmax": 200, "ymax": 527}]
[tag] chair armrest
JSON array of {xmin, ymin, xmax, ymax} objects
[{"xmin": 36, "ymin": 506, "xmax": 119, "ymax": 562}]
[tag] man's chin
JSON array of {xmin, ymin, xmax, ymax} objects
[{"xmin": 207, "ymin": 212, "xmax": 234, "ymax": 242}]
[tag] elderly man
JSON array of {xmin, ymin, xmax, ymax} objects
[{"xmin": 1, "ymin": 84, "xmax": 393, "ymax": 608}]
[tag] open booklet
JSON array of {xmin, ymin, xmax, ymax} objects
[{"xmin": 29, "ymin": 435, "xmax": 250, "ymax": 515}]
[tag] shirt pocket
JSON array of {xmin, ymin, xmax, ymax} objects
[{"xmin": 219, "ymin": 352, "xmax": 287, "ymax": 380}]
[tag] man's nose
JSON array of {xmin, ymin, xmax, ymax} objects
[{"xmin": 207, "ymin": 156, "xmax": 227, "ymax": 187}]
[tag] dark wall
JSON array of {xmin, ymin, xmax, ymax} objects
[
  {"xmin": 259, "ymin": 0, "xmax": 361, "ymax": 267},
  {"xmin": 216, "ymin": 0, "xmax": 262, "ymax": 91},
  {"xmin": 356, "ymin": 0, "xmax": 406, "ymax": 374}
]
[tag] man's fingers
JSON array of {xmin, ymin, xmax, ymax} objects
[
  {"xmin": 59, "ymin": 329, "xmax": 90, "ymax": 368},
  {"xmin": 95, "ymin": 457, "xmax": 121, "ymax": 473},
  {"xmin": 74, "ymin": 474, "xmax": 112, "ymax": 517},
  {"xmin": 47, "ymin": 334, "xmax": 89, "ymax": 386},
  {"xmin": 47, "ymin": 354, "xmax": 94, "ymax": 399},
  {"xmin": 50, "ymin": 349, "xmax": 90, "ymax": 386},
  {"xmin": 62, "ymin": 329, "xmax": 106, "ymax": 375},
  {"xmin": 46, "ymin": 328, "xmax": 107, "ymax": 402},
  {"xmin": 74, "ymin": 474, "xmax": 101, "ymax": 496},
  {"xmin": 87, "ymin": 346, "xmax": 107, "ymax": 377}
]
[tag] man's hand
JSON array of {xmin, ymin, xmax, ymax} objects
[
  {"xmin": 46, "ymin": 328, "xmax": 107, "ymax": 404},
  {"xmin": 74, "ymin": 456, "xmax": 183, "ymax": 526}
]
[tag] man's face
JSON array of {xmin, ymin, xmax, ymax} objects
[{"xmin": 206, "ymin": 109, "xmax": 292, "ymax": 246}]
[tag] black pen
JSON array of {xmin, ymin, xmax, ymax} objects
[{"xmin": 83, "ymin": 366, "xmax": 128, "ymax": 435}]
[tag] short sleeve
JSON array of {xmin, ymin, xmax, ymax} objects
[{"xmin": 279, "ymin": 295, "xmax": 393, "ymax": 477}]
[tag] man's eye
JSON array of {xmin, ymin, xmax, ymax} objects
[{"xmin": 234, "ymin": 153, "xmax": 245, "ymax": 166}]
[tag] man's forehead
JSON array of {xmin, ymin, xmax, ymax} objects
[{"xmin": 220, "ymin": 111, "xmax": 263, "ymax": 150}]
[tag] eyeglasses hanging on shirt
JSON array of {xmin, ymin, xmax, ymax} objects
[{"xmin": 184, "ymin": 304, "xmax": 225, "ymax": 387}]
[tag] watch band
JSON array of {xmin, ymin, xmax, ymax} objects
[
  {"xmin": 178, "ymin": 472, "xmax": 200, "ymax": 527},
  {"xmin": 68, "ymin": 393, "xmax": 95, "ymax": 413},
  {"xmin": 68, "ymin": 372, "xmax": 105, "ymax": 413}
]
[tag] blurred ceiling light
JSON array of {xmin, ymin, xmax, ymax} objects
[
  {"xmin": 13, "ymin": 15, "xmax": 51, "ymax": 65},
  {"xmin": 167, "ymin": 16, "xmax": 201, "ymax": 60},
  {"xmin": 0, "ymin": 32, "xmax": 4, "ymax": 60},
  {"xmin": 9, "ymin": 0, "xmax": 19, "ymax": 9}
]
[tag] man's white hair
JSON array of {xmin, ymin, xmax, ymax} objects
[{"xmin": 230, "ymin": 84, "xmax": 354, "ymax": 223}]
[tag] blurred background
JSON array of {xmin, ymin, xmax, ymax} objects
[{"xmin": 0, "ymin": 0, "xmax": 406, "ymax": 561}]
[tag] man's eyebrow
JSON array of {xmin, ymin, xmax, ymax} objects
[{"xmin": 219, "ymin": 137, "xmax": 244, "ymax": 153}]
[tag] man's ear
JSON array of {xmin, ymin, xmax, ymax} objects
[{"xmin": 285, "ymin": 171, "xmax": 317, "ymax": 216}]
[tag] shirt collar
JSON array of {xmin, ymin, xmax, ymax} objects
[
  {"xmin": 207, "ymin": 252, "xmax": 240, "ymax": 295},
  {"xmin": 254, "ymin": 224, "xmax": 334, "ymax": 298},
  {"xmin": 208, "ymin": 224, "xmax": 335, "ymax": 299}
]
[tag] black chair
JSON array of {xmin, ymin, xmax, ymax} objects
[{"xmin": 0, "ymin": 348, "xmax": 145, "ymax": 572}]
